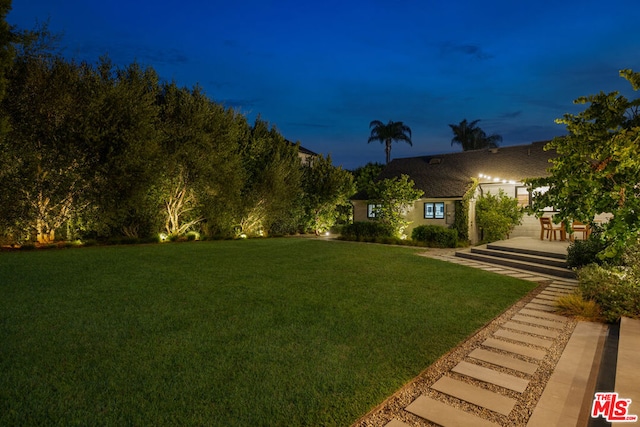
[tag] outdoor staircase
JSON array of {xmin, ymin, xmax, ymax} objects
[{"xmin": 455, "ymin": 242, "xmax": 576, "ymax": 280}]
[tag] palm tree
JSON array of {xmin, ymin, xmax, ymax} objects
[
  {"xmin": 368, "ymin": 120, "xmax": 412, "ymax": 164},
  {"xmin": 449, "ymin": 119, "xmax": 502, "ymax": 151}
]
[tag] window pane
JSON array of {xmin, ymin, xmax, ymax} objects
[
  {"xmin": 424, "ymin": 203, "xmax": 434, "ymax": 218},
  {"xmin": 435, "ymin": 202, "xmax": 445, "ymax": 219},
  {"xmin": 516, "ymin": 187, "xmax": 530, "ymax": 207},
  {"xmin": 368, "ymin": 204, "xmax": 381, "ymax": 218}
]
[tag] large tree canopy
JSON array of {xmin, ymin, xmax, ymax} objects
[
  {"xmin": 0, "ymin": 23, "xmax": 339, "ymax": 244},
  {"xmin": 526, "ymin": 69, "xmax": 640, "ymax": 259},
  {"xmin": 301, "ymin": 154, "xmax": 354, "ymax": 235}
]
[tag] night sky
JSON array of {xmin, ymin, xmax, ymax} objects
[{"xmin": 8, "ymin": 0, "xmax": 640, "ymax": 169}]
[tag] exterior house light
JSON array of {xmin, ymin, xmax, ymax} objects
[{"xmin": 478, "ymin": 173, "xmax": 520, "ymax": 185}]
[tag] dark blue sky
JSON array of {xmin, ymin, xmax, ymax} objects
[{"xmin": 9, "ymin": 0, "xmax": 640, "ymax": 168}]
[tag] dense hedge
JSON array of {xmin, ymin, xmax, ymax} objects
[
  {"xmin": 411, "ymin": 225, "xmax": 458, "ymax": 248},
  {"xmin": 339, "ymin": 221, "xmax": 395, "ymax": 241}
]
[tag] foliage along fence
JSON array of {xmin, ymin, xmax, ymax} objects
[{"xmin": 0, "ymin": 37, "xmax": 354, "ymax": 245}]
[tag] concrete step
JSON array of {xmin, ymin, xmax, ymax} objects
[
  {"xmin": 487, "ymin": 242, "xmax": 567, "ymax": 260},
  {"xmin": 472, "ymin": 246, "xmax": 568, "ymax": 268},
  {"xmin": 455, "ymin": 250, "xmax": 575, "ymax": 279}
]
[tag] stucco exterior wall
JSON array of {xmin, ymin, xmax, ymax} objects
[
  {"xmin": 351, "ymin": 198, "xmax": 458, "ymax": 238},
  {"xmin": 405, "ymin": 198, "xmax": 457, "ymax": 235}
]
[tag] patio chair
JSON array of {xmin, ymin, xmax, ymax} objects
[
  {"xmin": 570, "ymin": 220, "xmax": 590, "ymax": 241},
  {"xmin": 540, "ymin": 217, "xmax": 563, "ymax": 240}
]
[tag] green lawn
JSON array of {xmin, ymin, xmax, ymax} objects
[{"xmin": 0, "ymin": 238, "xmax": 536, "ymax": 426}]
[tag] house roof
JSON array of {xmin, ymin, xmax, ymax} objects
[
  {"xmin": 298, "ymin": 145, "xmax": 318, "ymax": 156},
  {"xmin": 353, "ymin": 141, "xmax": 556, "ymax": 200},
  {"xmin": 287, "ymin": 139, "xmax": 318, "ymax": 157}
]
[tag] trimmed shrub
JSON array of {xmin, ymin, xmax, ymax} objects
[
  {"xmin": 411, "ymin": 225, "xmax": 458, "ymax": 248},
  {"xmin": 567, "ymin": 232, "xmax": 607, "ymax": 268},
  {"xmin": 340, "ymin": 221, "xmax": 395, "ymax": 241}
]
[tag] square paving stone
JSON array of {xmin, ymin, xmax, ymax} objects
[
  {"xmin": 482, "ymin": 337, "xmax": 547, "ymax": 360},
  {"xmin": 406, "ymin": 395, "xmax": 500, "ymax": 427},
  {"xmin": 452, "ymin": 361, "xmax": 529, "ymax": 393},
  {"xmin": 494, "ymin": 329, "xmax": 553, "ymax": 348},
  {"xmin": 502, "ymin": 321, "xmax": 560, "ymax": 338},
  {"xmin": 468, "ymin": 348, "xmax": 539, "ymax": 375},
  {"xmin": 530, "ymin": 298, "xmax": 558, "ymax": 307},
  {"xmin": 525, "ymin": 302, "xmax": 556, "ymax": 312},
  {"xmin": 519, "ymin": 308, "xmax": 567, "ymax": 322},
  {"xmin": 511, "ymin": 314, "xmax": 566, "ymax": 329},
  {"xmin": 534, "ymin": 294, "xmax": 559, "ymax": 301},
  {"xmin": 432, "ymin": 375, "xmax": 517, "ymax": 416}
]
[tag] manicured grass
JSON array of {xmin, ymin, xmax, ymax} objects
[{"xmin": 0, "ymin": 239, "xmax": 536, "ymax": 426}]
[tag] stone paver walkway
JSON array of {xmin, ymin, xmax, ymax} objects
[
  {"xmin": 392, "ymin": 279, "xmax": 579, "ymax": 426},
  {"xmin": 353, "ymin": 248, "xmax": 604, "ymax": 427}
]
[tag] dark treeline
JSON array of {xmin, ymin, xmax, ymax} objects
[{"xmin": 0, "ymin": 20, "xmax": 354, "ymax": 244}]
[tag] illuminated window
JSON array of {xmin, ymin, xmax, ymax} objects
[
  {"xmin": 425, "ymin": 202, "xmax": 445, "ymax": 219},
  {"xmin": 367, "ymin": 203, "xmax": 381, "ymax": 218}
]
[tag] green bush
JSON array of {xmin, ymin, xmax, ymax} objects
[
  {"xmin": 578, "ymin": 265, "xmax": 640, "ymax": 322},
  {"xmin": 411, "ymin": 225, "xmax": 458, "ymax": 248},
  {"xmin": 476, "ymin": 190, "xmax": 523, "ymax": 243},
  {"xmin": 577, "ymin": 239, "xmax": 640, "ymax": 322},
  {"xmin": 567, "ymin": 232, "xmax": 607, "ymax": 268},
  {"xmin": 340, "ymin": 221, "xmax": 395, "ymax": 241}
]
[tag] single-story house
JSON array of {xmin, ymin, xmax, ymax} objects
[{"xmin": 351, "ymin": 141, "xmax": 562, "ymax": 243}]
